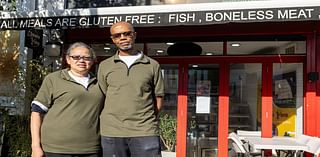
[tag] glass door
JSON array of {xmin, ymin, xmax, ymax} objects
[
  {"xmin": 186, "ymin": 64, "xmax": 219, "ymax": 157},
  {"xmin": 229, "ymin": 63, "xmax": 262, "ymax": 133}
]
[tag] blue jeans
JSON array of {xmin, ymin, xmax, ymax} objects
[{"xmin": 101, "ymin": 136, "xmax": 162, "ymax": 157}]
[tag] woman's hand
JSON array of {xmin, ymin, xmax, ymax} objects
[{"xmin": 31, "ymin": 146, "xmax": 44, "ymax": 157}]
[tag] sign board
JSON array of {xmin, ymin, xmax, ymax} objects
[
  {"xmin": 25, "ymin": 29, "xmax": 43, "ymax": 49},
  {"xmin": 1, "ymin": 6, "xmax": 320, "ymax": 29}
]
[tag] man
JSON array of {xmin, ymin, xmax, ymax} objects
[{"xmin": 98, "ymin": 21, "xmax": 164, "ymax": 157}]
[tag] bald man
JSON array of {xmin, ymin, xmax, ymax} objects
[{"xmin": 98, "ymin": 22, "xmax": 165, "ymax": 157}]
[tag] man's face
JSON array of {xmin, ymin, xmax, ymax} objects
[{"xmin": 110, "ymin": 23, "xmax": 136, "ymax": 52}]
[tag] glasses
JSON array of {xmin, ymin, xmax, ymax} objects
[
  {"xmin": 111, "ymin": 31, "xmax": 134, "ymax": 39},
  {"xmin": 69, "ymin": 55, "xmax": 93, "ymax": 61}
]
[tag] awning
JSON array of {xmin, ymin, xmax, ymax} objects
[{"xmin": 1, "ymin": 0, "xmax": 320, "ymax": 29}]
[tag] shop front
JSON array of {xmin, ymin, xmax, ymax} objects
[
  {"xmin": 1, "ymin": 1, "xmax": 320, "ymax": 156},
  {"xmin": 64, "ymin": 22, "xmax": 314, "ymax": 157}
]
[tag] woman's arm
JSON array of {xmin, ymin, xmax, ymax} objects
[{"xmin": 30, "ymin": 112, "xmax": 44, "ymax": 157}]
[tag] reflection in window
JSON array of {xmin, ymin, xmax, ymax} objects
[
  {"xmin": 273, "ymin": 72, "xmax": 296, "ymax": 108},
  {"xmin": 272, "ymin": 63, "xmax": 303, "ymax": 136},
  {"xmin": 229, "ymin": 63, "xmax": 261, "ymax": 132},
  {"xmin": 161, "ymin": 64, "xmax": 178, "ymax": 116}
]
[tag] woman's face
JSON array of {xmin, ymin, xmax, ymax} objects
[{"xmin": 66, "ymin": 47, "xmax": 94, "ymax": 76}]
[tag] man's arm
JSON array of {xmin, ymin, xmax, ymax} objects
[{"xmin": 155, "ymin": 96, "xmax": 163, "ymax": 117}]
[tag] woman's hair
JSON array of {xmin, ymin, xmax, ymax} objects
[{"xmin": 66, "ymin": 42, "xmax": 96, "ymax": 60}]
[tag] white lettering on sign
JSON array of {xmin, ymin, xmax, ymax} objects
[
  {"xmin": 47, "ymin": 19, "xmax": 53, "ymax": 27},
  {"xmin": 278, "ymin": 9, "xmax": 314, "ymax": 19},
  {"xmin": 100, "ymin": 16, "xmax": 122, "ymax": 25},
  {"xmin": 125, "ymin": 15, "xmax": 155, "ymax": 24},
  {"xmin": 168, "ymin": 13, "xmax": 196, "ymax": 23},
  {"xmin": 78, "ymin": 17, "xmax": 101, "ymax": 26},
  {"xmin": 205, "ymin": 10, "xmax": 274, "ymax": 22},
  {"xmin": 0, "ymin": 7, "xmax": 319, "ymax": 29}
]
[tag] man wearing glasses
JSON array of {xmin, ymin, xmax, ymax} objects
[{"xmin": 98, "ymin": 21, "xmax": 164, "ymax": 157}]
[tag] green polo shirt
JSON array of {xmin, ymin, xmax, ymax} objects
[
  {"xmin": 98, "ymin": 52, "xmax": 164, "ymax": 137},
  {"xmin": 33, "ymin": 69, "xmax": 104, "ymax": 154}
]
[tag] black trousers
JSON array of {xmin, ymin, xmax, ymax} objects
[{"xmin": 45, "ymin": 152, "xmax": 101, "ymax": 157}]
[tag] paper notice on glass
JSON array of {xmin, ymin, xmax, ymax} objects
[
  {"xmin": 196, "ymin": 96, "xmax": 210, "ymax": 113},
  {"xmin": 197, "ymin": 80, "xmax": 210, "ymax": 96}
]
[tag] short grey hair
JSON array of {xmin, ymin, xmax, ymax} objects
[{"xmin": 66, "ymin": 42, "xmax": 96, "ymax": 59}]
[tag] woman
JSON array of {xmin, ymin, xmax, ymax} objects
[{"xmin": 30, "ymin": 42, "xmax": 104, "ymax": 157}]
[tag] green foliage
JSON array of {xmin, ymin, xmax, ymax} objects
[
  {"xmin": 1, "ymin": 108, "xmax": 31, "ymax": 157},
  {"xmin": 0, "ymin": 56, "xmax": 52, "ymax": 157},
  {"xmin": 14, "ymin": 56, "xmax": 53, "ymax": 114},
  {"xmin": 0, "ymin": 0, "xmax": 16, "ymax": 11},
  {"xmin": 159, "ymin": 113, "xmax": 177, "ymax": 152},
  {"xmin": 27, "ymin": 58, "xmax": 52, "ymax": 103}
]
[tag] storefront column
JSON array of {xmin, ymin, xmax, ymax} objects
[
  {"xmin": 176, "ymin": 64, "xmax": 188, "ymax": 157},
  {"xmin": 261, "ymin": 63, "xmax": 273, "ymax": 138},
  {"xmin": 305, "ymin": 33, "xmax": 318, "ymax": 136},
  {"xmin": 316, "ymin": 31, "xmax": 320, "ymax": 137},
  {"xmin": 315, "ymin": 31, "xmax": 320, "ymax": 137},
  {"xmin": 217, "ymin": 63, "xmax": 229, "ymax": 157}
]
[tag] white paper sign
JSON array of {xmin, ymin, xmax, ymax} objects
[{"xmin": 196, "ymin": 96, "xmax": 210, "ymax": 114}]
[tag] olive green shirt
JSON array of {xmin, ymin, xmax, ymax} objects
[
  {"xmin": 98, "ymin": 52, "xmax": 164, "ymax": 137},
  {"xmin": 33, "ymin": 69, "xmax": 104, "ymax": 154}
]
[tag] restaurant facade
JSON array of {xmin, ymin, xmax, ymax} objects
[{"xmin": 1, "ymin": 0, "xmax": 320, "ymax": 156}]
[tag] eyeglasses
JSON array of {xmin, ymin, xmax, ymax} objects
[
  {"xmin": 68, "ymin": 55, "xmax": 93, "ymax": 61},
  {"xmin": 110, "ymin": 31, "xmax": 135, "ymax": 39}
]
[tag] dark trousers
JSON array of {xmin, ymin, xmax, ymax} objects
[
  {"xmin": 101, "ymin": 136, "xmax": 162, "ymax": 157},
  {"xmin": 45, "ymin": 152, "xmax": 101, "ymax": 157}
]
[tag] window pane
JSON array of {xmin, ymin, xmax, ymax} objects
[
  {"xmin": 229, "ymin": 63, "xmax": 262, "ymax": 133},
  {"xmin": 272, "ymin": 63, "xmax": 303, "ymax": 136},
  {"xmin": 147, "ymin": 42, "xmax": 223, "ymax": 56},
  {"xmin": 227, "ymin": 41, "xmax": 306, "ymax": 55},
  {"xmin": 159, "ymin": 64, "xmax": 178, "ymax": 152}
]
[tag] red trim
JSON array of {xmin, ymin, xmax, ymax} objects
[
  {"xmin": 261, "ymin": 63, "xmax": 273, "ymax": 138},
  {"xmin": 217, "ymin": 63, "xmax": 229, "ymax": 157},
  {"xmin": 317, "ymin": 34, "xmax": 320, "ymax": 137},
  {"xmin": 223, "ymin": 41, "xmax": 227, "ymax": 55},
  {"xmin": 305, "ymin": 34, "xmax": 317, "ymax": 136},
  {"xmin": 155, "ymin": 55, "xmax": 304, "ymax": 64},
  {"xmin": 176, "ymin": 64, "xmax": 188, "ymax": 157}
]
